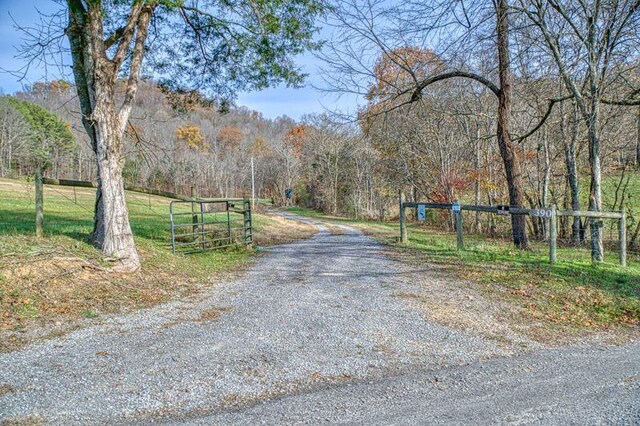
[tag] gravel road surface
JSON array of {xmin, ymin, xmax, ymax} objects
[{"xmin": 1, "ymin": 216, "xmax": 638, "ymax": 424}]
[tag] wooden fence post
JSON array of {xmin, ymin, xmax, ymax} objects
[
  {"xmin": 199, "ymin": 201, "xmax": 206, "ymax": 250},
  {"xmin": 620, "ymin": 212, "xmax": 627, "ymax": 267},
  {"xmin": 455, "ymin": 211, "xmax": 464, "ymax": 250},
  {"xmin": 35, "ymin": 165, "xmax": 44, "ymax": 238},
  {"xmin": 399, "ymin": 190, "xmax": 407, "ymax": 243},
  {"xmin": 549, "ymin": 204, "xmax": 557, "ymax": 264}
]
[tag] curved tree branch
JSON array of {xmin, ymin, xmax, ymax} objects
[
  {"xmin": 118, "ymin": 5, "xmax": 154, "ymax": 135},
  {"xmin": 111, "ymin": 2, "xmax": 145, "ymax": 72},
  {"xmin": 514, "ymin": 95, "xmax": 573, "ymax": 142},
  {"xmin": 600, "ymin": 97, "xmax": 640, "ymax": 106},
  {"xmin": 412, "ymin": 71, "xmax": 501, "ymax": 101}
]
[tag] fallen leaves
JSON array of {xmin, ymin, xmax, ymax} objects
[{"xmin": 0, "ymin": 383, "xmax": 16, "ymax": 396}]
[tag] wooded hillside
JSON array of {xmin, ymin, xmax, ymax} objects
[{"xmin": 2, "ymin": 73, "xmax": 640, "ymax": 250}]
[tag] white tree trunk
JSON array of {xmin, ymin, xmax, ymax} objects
[{"xmin": 92, "ymin": 95, "xmax": 140, "ymax": 271}]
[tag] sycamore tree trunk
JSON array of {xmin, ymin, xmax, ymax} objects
[
  {"xmin": 92, "ymin": 87, "xmax": 139, "ymax": 269},
  {"xmin": 564, "ymin": 101, "xmax": 581, "ymax": 244},
  {"xmin": 67, "ymin": 1, "xmax": 153, "ymax": 272},
  {"xmin": 586, "ymin": 32, "xmax": 604, "ymax": 261},
  {"xmin": 496, "ymin": 0, "xmax": 528, "ymax": 249}
]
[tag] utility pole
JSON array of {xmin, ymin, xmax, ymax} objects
[{"xmin": 251, "ymin": 157, "xmax": 256, "ymax": 211}]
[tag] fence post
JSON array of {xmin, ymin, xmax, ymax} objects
[
  {"xmin": 169, "ymin": 201, "xmax": 176, "ymax": 254},
  {"xmin": 549, "ymin": 204, "xmax": 557, "ymax": 264},
  {"xmin": 226, "ymin": 201, "xmax": 232, "ymax": 243},
  {"xmin": 199, "ymin": 202, "xmax": 206, "ymax": 250},
  {"xmin": 191, "ymin": 186, "xmax": 198, "ymax": 238},
  {"xmin": 35, "ymin": 165, "xmax": 44, "ymax": 238},
  {"xmin": 620, "ymin": 212, "xmax": 627, "ymax": 267},
  {"xmin": 455, "ymin": 210, "xmax": 464, "ymax": 250},
  {"xmin": 399, "ymin": 190, "xmax": 407, "ymax": 243}
]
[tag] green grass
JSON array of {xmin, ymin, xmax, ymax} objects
[
  {"xmin": 288, "ymin": 207, "xmax": 640, "ymax": 330},
  {"xmin": 80, "ymin": 309, "xmax": 99, "ymax": 319},
  {"xmin": 597, "ymin": 170, "xmax": 640, "ymax": 214},
  {"xmin": 0, "ymin": 178, "xmax": 279, "ymax": 253},
  {"xmin": 0, "ymin": 178, "xmax": 257, "ymax": 274},
  {"xmin": 0, "ymin": 177, "xmax": 304, "ymax": 350}
]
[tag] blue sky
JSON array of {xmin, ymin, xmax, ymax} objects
[{"xmin": 0, "ymin": 1, "xmax": 359, "ymax": 120}]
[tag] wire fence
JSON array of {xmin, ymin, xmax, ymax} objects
[
  {"xmin": 0, "ymin": 180, "xmax": 178, "ymax": 245},
  {"xmin": 0, "ymin": 179, "xmax": 260, "ymax": 252}
]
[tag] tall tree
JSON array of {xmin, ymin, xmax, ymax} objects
[
  {"xmin": 22, "ymin": 0, "xmax": 322, "ymax": 271},
  {"xmin": 0, "ymin": 99, "xmax": 30, "ymax": 176},
  {"xmin": 516, "ymin": 0, "xmax": 640, "ymax": 261},
  {"xmin": 329, "ymin": 0, "xmax": 530, "ymax": 247},
  {"xmin": 494, "ymin": 0, "xmax": 528, "ymax": 248},
  {"xmin": 1, "ymin": 97, "xmax": 75, "ymax": 237}
]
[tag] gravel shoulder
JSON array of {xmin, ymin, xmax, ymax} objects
[{"xmin": 0, "ymin": 214, "xmax": 638, "ymax": 424}]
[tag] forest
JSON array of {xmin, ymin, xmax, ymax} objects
[{"xmin": 2, "ymin": 73, "xmax": 640, "ymax": 249}]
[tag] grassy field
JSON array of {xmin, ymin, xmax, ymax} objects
[
  {"xmin": 599, "ymin": 170, "xmax": 640, "ymax": 215},
  {"xmin": 0, "ymin": 178, "xmax": 316, "ymax": 351},
  {"xmin": 287, "ymin": 207, "xmax": 640, "ymax": 338}
]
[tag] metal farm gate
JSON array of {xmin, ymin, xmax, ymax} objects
[{"xmin": 170, "ymin": 199, "xmax": 252, "ymax": 254}]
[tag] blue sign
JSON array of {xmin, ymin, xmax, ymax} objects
[
  {"xmin": 285, "ymin": 188, "xmax": 293, "ymax": 199},
  {"xmin": 417, "ymin": 204, "xmax": 426, "ymax": 222},
  {"xmin": 452, "ymin": 201, "xmax": 461, "ymax": 214}
]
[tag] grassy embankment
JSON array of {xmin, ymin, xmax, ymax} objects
[
  {"xmin": 0, "ymin": 178, "xmax": 316, "ymax": 351},
  {"xmin": 287, "ymin": 206, "xmax": 640, "ymax": 337}
]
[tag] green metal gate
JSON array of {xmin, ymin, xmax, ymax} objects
[{"xmin": 169, "ymin": 199, "xmax": 252, "ymax": 254}]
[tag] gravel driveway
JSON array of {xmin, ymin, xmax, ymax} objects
[{"xmin": 1, "ymin": 216, "xmax": 638, "ymax": 424}]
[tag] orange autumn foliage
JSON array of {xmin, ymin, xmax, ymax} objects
[
  {"xmin": 367, "ymin": 47, "xmax": 445, "ymax": 102},
  {"xmin": 283, "ymin": 125, "xmax": 306, "ymax": 157},
  {"xmin": 360, "ymin": 47, "xmax": 445, "ymax": 134},
  {"xmin": 217, "ymin": 127, "xmax": 244, "ymax": 150}
]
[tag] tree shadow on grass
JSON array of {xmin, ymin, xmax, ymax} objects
[
  {"xmin": 404, "ymin": 241, "xmax": 640, "ymax": 301},
  {"xmin": 0, "ymin": 209, "xmax": 169, "ymax": 243}
]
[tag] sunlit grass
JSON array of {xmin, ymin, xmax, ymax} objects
[
  {"xmin": 288, "ymin": 206, "xmax": 640, "ymax": 330},
  {"xmin": 0, "ymin": 177, "xmax": 305, "ymax": 350}
]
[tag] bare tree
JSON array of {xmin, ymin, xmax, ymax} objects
[
  {"xmin": 515, "ymin": 0, "xmax": 640, "ymax": 260},
  {"xmin": 320, "ymin": 0, "xmax": 535, "ymax": 247},
  {"xmin": 0, "ymin": 98, "xmax": 30, "ymax": 176}
]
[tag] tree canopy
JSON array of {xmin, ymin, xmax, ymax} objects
[
  {"xmin": 0, "ymin": 96, "xmax": 75, "ymax": 168},
  {"xmin": 61, "ymin": 0, "xmax": 323, "ymax": 102}
]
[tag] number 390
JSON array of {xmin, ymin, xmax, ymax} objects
[{"xmin": 531, "ymin": 209, "xmax": 553, "ymax": 218}]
